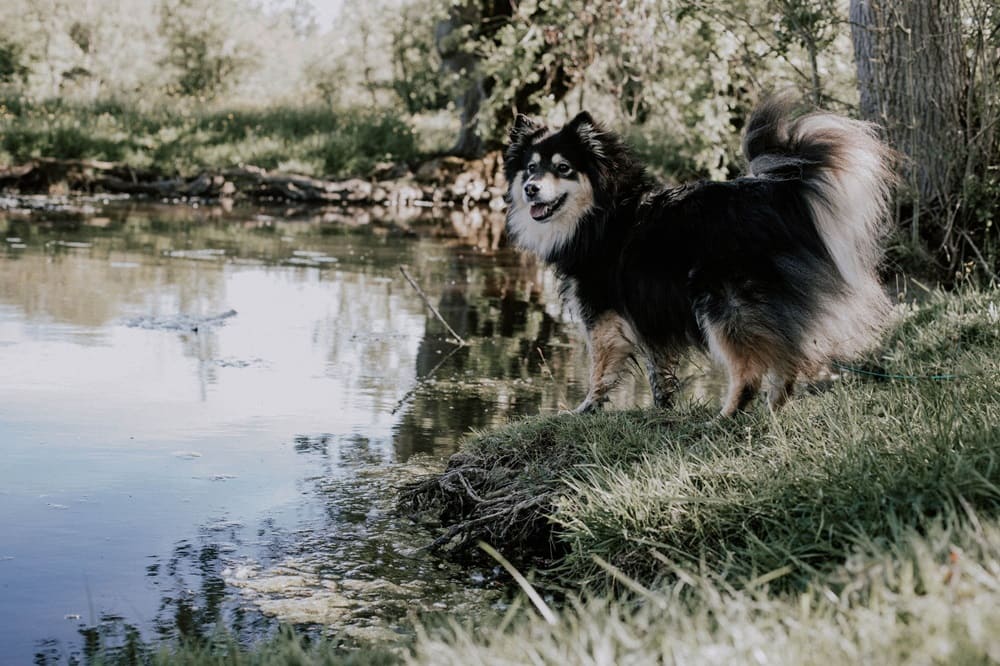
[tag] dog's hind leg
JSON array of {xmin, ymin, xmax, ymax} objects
[
  {"xmin": 575, "ymin": 312, "xmax": 637, "ymax": 414},
  {"xmin": 765, "ymin": 369, "xmax": 797, "ymax": 411},
  {"xmin": 644, "ymin": 347, "xmax": 680, "ymax": 409},
  {"xmin": 720, "ymin": 359, "xmax": 763, "ymax": 417},
  {"xmin": 704, "ymin": 324, "xmax": 764, "ymax": 417}
]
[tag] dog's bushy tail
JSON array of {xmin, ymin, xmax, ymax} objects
[{"xmin": 743, "ymin": 96, "xmax": 897, "ymax": 360}]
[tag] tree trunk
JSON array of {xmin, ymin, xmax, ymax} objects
[
  {"xmin": 850, "ymin": 0, "xmax": 968, "ymax": 241},
  {"xmin": 435, "ymin": 2, "xmax": 492, "ymax": 159}
]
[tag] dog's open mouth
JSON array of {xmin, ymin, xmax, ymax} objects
[{"xmin": 529, "ymin": 194, "xmax": 568, "ymax": 221}]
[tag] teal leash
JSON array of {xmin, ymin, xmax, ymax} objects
[{"xmin": 832, "ymin": 361, "xmax": 961, "ymax": 382}]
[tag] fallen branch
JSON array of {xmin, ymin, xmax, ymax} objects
[{"xmin": 398, "ymin": 265, "xmax": 467, "ymax": 346}]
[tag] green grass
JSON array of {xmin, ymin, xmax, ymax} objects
[
  {"xmin": 0, "ymin": 97, "xmax": 418, "ymax": 179},
  {"xmin": 411, "ymin": 287, "xmax": 1000, "ymax": 587},
  {"xmin": 400, "ymin": 285, "xmax": 1000, "ymax": 664}
]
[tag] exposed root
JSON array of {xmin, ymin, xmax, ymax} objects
[
  {"xmin": 399, "ymin": 410, "xmax": 678, "ymax": 560},
  {"xmin": 400, "ymin": 451, "xmax": 563, "ymax": 557}
]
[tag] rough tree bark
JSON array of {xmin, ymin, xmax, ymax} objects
[{"xmin": 849, "ymin": 0, "xmax": 968, "ymax": 245}]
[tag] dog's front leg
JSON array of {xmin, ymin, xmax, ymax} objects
[{"xmin": 574, "ymin": 312, "xmax": 636, "ymax": 414}]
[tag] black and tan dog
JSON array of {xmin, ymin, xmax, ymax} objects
[{"xmin": 503, "ymin": 97, "xmax": 895, "ymax": 416}]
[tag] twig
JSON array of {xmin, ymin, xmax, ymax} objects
[
  {"xmin": 390, "ymin": 343, "xmax": 462, "ymax": 415},
  {"xmin": 480, "ymin": 541, "xmax": 558, "ymax": 625},
  {"xmin": 536, "ymin": 347, "xmax": 555, "ymax": 383},
  {"xmin": 957, "ymin": 229, "xmax": 999, "ymax": 283},
  {"xmin": 399, "ymin": 266, "xmax": 467, "ymax": 346}
]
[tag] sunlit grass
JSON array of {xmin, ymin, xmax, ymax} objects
[{"xmin": 412, "ymin": 514, "xmax": 1000, "ymax": 665}]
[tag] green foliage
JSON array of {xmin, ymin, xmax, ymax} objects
[
  {"xmin": 434, "ymin": 0, "xmax": 858, "ymax": 175},
  {"xmin": 0, "ymin": 36, "xmax": 30, "ymax": 84},
  {"xmin": 157, "ymin": 0, "xmax": 257, "ymax": 99},
  {"xmin": 390, "ymin": 1, "xmax": 452, "ymax": 113},
  {"xmin": 313, "ymin": 112, "xmax": 418, "ymax": 177},
  {"xmin": 0, "ymin": 97, "xmax": 417, "ymax": 178},
  {"xmin": 465, "ymin": 1, "xmax": 618, "ymax": 148}
]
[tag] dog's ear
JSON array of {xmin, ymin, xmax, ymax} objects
[
  {"xmin": 509, "ymin": 114, "xmax": 542, "ymax": 142},
  {"xmin": 566, "ymin": 111, "xmax": 596, "ymax": 131},
  {"xmin": 505, "ymin": 114, "xmax": 544, "ymax": 180},
  {"xmin": 566, "ymin": 111, "xmax": 606, "ymax": 157}
]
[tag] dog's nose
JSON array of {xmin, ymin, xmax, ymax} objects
[{"xmin": 523, "ymin": 182, "xmax": 540, "ymax": 198}]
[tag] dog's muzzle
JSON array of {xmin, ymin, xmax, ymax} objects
[{"xmin": 528, "ymin": 193, "xmax": 568, "ymax": 222}]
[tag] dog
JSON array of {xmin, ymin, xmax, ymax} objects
[{"xmin": 503, "ymin": 97, "xmax": 895, "ymax": 416}]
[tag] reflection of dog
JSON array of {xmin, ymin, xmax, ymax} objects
[{"xmin": 504, "ymin": 97, "xmax": 895, "ymax": 416}]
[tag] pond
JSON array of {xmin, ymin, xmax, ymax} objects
[
  {"xmin": 0, "ymin": 198, "xmax": 575, "ymax": 663},
  {"xmin": 0, "ymin": 197, "xmax": 682, "ymax": 663}
]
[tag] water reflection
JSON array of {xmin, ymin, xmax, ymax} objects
[{"xmin": 0, "ymin": 200, "xmax": 598, "ymax": 663}]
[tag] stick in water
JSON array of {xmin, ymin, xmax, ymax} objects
[
  {"xmin": 479, "ymin": 541, "xmax": 557, "ymax": 625},
  {"xmin": 399, "ymin": 265, "xmax": 467, "ymax": 346}
]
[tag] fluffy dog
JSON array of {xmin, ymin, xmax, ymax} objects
[{"xmin": 503, "ymin": 97, "xmax": 895, "ymax": 416}]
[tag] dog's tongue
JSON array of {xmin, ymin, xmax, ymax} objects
[{"xmin": 530, "ymin": 203, "xmax": 548, "ymax": 218}]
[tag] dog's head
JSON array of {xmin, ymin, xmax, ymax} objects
[{"xmin": 503, "ymin": 111, "xmax": 612, "ymax": 260}]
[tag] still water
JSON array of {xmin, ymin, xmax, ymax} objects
[{"xmin": 0, "ymin": 198, "xmax": 656, "ymax": 663}]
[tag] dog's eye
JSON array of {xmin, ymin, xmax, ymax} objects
[
  {"xmin": 526, "ymin": 163, "xmax": 538, "ymax": 174},
  {"xmin": 556, "ymin": 163, "xmax": 572, "ymax": 175}
]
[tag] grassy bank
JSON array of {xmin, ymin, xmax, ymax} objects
[
  {"xmin": 403, "ymin": 285, "xmax": 1000, "ymax": 663},
  {"xmin": 0, "ymin": 97, "xmax": 418, "ymax": 179}
]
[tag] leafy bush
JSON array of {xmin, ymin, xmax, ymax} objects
[{"xmin": 313, "ymin": 111, "xmax": 418, "ymax": 178}]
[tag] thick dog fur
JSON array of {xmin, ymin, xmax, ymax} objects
[{"xmin": 504, "ymin": 97, "xmax": 895, "ymax": 416}]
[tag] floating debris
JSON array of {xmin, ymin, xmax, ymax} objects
[
  {"xmin": 211, "ymin": 357, "xmax": 267, "ymax": 369},
  {"xmin": 48, "ymin": 240, "xmax": 92, "ymax": 249},
  {"xmin": 172, "ymin": 451, "xmax": 202, "ymax": 460},
  {"xmin": 121, "ymin": 309, "xmax": 237, "ymax": 332},
  {"xmin": 166, "ymin": 248, "xmax": 226, "ymax": 260}
]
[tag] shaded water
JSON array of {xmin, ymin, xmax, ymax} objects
[{"xmin": 0, "ymin": 198, "xmax": 702, "ymax": 663}]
